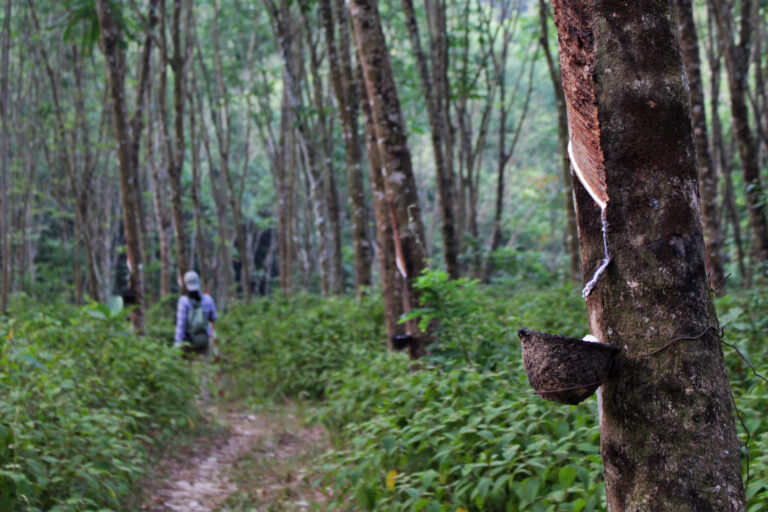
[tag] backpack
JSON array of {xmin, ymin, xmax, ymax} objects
[{"xmin": 185, "ymin": 299, "xmax": 209, "ymax": 350}]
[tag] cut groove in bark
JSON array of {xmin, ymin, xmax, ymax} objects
[{"xmin": 557, "ymin": 2, "xmax": 608, "ymax": 209}]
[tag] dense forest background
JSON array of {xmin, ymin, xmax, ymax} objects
[{"xmin": 3, "ymin": 0, "xmax": 764, "ymax": 312}]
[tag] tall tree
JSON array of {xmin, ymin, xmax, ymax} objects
[
  {"xmin": 705, "ymin": 9, "xmax": 747, "ymax": 285},
  {"xmin": 709, "ymin": 0, "xmax": 768, "ymax": 265},
  {"xmin": 550, "ymin": 0, "xmax": 745, "ymax": 509},
  {"xmin": 266, "ymin": 0, "xmax": 336, "ymax": 295},
  {"xmin": 350, "ymin": 0, "xmax": 429, "ymax": 355},
  {"xmin": 539, "ymin": 0, "xmax": 580, "ymax": 282},
  {"xmin": 207, "ymin": 0, "xmax": 253, "ymax": 300},
  {"xmin": 0, "ymin": 0, "xmax": 10, "ymax": 313},
  {"xmin": 675, "ymin": 0, "xmax": 725, "ymax": 292},
  {"xmin": 484, "ymin": 12, "xmax": 537, "ymax": 281},
  {"xmin": 401, "ymin": 0, "xmax": 460, "ymax": 278},
  {"xmin": 356, "ymin": 54, "xmax": 405, "ymax": 344},
  {"xmin": 164, "ymin": 0, "xmax": 191, "ymax": 280},
  {"xmin": 300, "ymin": 3, "xmax": 345, "ymax": 295},
  {"xmin": 95, "ymin": 0, "xmax": 158, "ymax": 330},
  {"xmin": 319, "ymin": 0, "xmax": 373, "ymax": 296}
]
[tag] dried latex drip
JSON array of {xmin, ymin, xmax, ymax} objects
[
  {"xmin": 582, "ymin": 208, "xmax": 610, "ymax": 298},
  {"xmin": 568, "ymin": 140, "xmax": 611, "ymax": 298}
]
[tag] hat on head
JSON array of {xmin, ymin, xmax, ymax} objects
[{"xmin": 183, "ymin": 271, "xmax": 201, "ymax": 292}]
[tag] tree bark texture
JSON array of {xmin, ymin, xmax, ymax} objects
[
  {"xmin": 96, "ymin": 0, "xmax": 146, "ymax": 331},
  {"xmin": 709, "ymin": 0, "xmax": 768, "ymax": 264},
  {"xmin": 349, "ymin": 0, "xmax": 429, "ymax": 355},
  {"xmin": 551, "ymin": 1, "xmax": 745, "ymax": 510},
  {"xmin": 358, "ymin": 57, "xmax": 405, "ymax": 344},
  {"xmin": 675, "ymin": 0, "xmax": 725, "ymax": 292}
]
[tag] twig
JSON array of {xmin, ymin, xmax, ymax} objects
[
  {"xmin": 626, "ymin": 326, "xmax": 720, "ymax": 362},
  {"xmin": 729, "ymin": 383, "xmax": 750, "ymax": 486},
  {"xmin": 720, "ymin": 339, "xmax": 768, "ymax": 386}
]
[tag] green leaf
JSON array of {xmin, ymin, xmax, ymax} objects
[
  {"xmin": 558, "ymin": 466, "xmax": 576, "ymax": 488},
  {"xmin": 107, "ymin": 296, "xmax": 124, "ymax": 317}
]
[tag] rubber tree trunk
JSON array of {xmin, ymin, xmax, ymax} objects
[
  {"xmin": 401, "ymin": 0, "xmax": 460, "ymax": 279},
  {"xmin": 349, "ymin": 0, "xmax": 429, "ymax": 356},
  {"xmin": 168, "ymin": 0, "xmax": 190, "ymax": 280},
  {"xmin": 676, "ymin": 0, "xmax": 725, "ymax": 292},
  {"xmin": 550, "ymin": 0, "xmax": 745, "ymax": 509},
  {"xmin": 96, "ymin": 0, "xmax": 146, "ymax": 331},
  {"xmin": 320, "ymin": 0, "xmax": 373, "ymax": 296},
  {"xmin": 358, "ymin": 57, "xmax": 405, "ymax": 346}
]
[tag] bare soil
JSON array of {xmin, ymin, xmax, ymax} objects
[{"xmin": 139, "ymin": 404, "xmax": 333, "ymax": 512}]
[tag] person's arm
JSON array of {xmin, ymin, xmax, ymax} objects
[{"xmin": 174, "ymin": 297, "xmax": 188, "ymax": 345}]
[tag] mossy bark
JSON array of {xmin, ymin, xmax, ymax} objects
[{"xmin": 551, "ymin": 1, "xmax": 745, "ymax": 510}]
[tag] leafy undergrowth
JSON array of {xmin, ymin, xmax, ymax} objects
[
  {"xmin": 0, "ymin": 299, "xmax": 200, "ymax": 512},
  {"xmin": 216, "ymin": 271, "xmax": 768, "ymax": 511},
  {"xmin": 217, "ymin": 293, "xmax": 387, "ymax": 403},
  {"xmin": 3, "ymin": 274, "xmax": 766, "ymax": 512}
]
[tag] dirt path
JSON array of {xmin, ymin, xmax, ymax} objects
[{"xmin": 139, "ymin": 404, "xmax": 331, "ymax": 512}]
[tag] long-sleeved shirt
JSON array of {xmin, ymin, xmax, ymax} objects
[{"xmin": 174, "ymin": 294, "xmax": 218, "ymax": 344}]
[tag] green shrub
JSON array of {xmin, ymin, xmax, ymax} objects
[
  {"xmin": 405, "ymin": 270, "xmax": 586, "ymax": 371},
  {"xmin": 715, "ymin": 291, "xmax": 768, "ymax": 511},
  {"xmin": 318, "ymin": 276, "xmax": 604, "ymax": 511},
  {"xmin": 320, "ymin": 354, "xmax": 605, "ymax": 512},
  {"xmin": 0, "ymin": 305, "xmax": 199, "ymax": 512},
  {"xmin": 217, "ymin": 293, "xmax": 387, "ymax": 402}
]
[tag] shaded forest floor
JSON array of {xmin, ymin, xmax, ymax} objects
[{"xmin": 137, "ymin": 402, "xmax": 332, "ymax": 512}]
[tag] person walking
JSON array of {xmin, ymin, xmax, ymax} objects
[{"xmin": 174, "ymin": 270, "xmax": 218, "ymax": 356}]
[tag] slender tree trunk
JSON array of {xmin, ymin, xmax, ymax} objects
[
  {"xmin": 191, "ymin": 44, "xmax": 234, "ymax": 300},
  {"xmin": 210, "ymin": 0, "xmax": 250, "ymax": 300},
  {"xmin": 676, "ymin": 0, "xmax": 725, "ymax": 292},
  {"xmin": 320, "ymin": 0, "xmax": 373, "ymax": 296},
  {"xmin": 188, "ymin": 89, "xmax": 207, "ymax": 287},
  {"xmin": 358, "ymin": 58, "xmax": 404, "ymax": 344},
  {"xmin": 706, "ymin": 9, "xmax": 747, "ymax": 286},
  {"xmin": 401, "ymin": 0, "xmax": 460, "ymax": 279},
  {"xmin": 149, "ymin": 96, "xmax": 173, "ymax": 297},
  {"xmin": 96, "ymin": 0, "xmax": 146, "ymax": 331},
  {"xmin": 0, "ymin": 0, "xmax": 10, "ymax": 313},
  {"xmin": 266, "ymin": 0, "xmax": 334, "ymax": 295},
  {"xmin": 300, "ymin": 6, "xmax": 344, "ymax": 294},
  {"xmin": 539, "ymin": 0, "xmax": 580, "ymax": 281},
  {"xmin": 167, "ymin": 0, "xmax": 190, "ymax": 280},
  {"xmin": 550, "ymin": 1, "xmax": 745, "ymax": 509},
  {"xmin": 709, "ymin": 0, "xmax": 768, "ymax": 264},
  {"xmin": 349, "ymin": 0, "xmax": 429, "ymax": 356},
  {"xmin": 72, "ymin": 47, "xmax": 103, "ymax": 301},
  {"xmin": 484, "ymin": 40, "xmax": 536, "ymax": 281}
]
